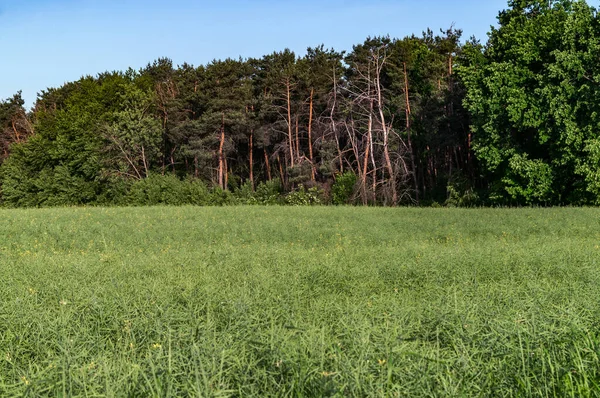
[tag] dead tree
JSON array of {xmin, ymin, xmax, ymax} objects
[{"xmin": 342, "ymin": 45, "xmax": 414, "ymax": 206}]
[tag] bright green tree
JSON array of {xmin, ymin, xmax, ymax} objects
[{"xmin": 461, "ymin": 0, "xmax": 600, "ymax": 204}]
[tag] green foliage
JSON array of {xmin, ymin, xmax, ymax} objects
[
  {"xmin": 502, "ymin": 153, "xmax": 554, "ymax": 204},
  {"xmin": 125, "ymin": 173, "xmax": 211, "ymax": 206},
  {"xmin": 233, "ymin": 180, "xmax": 257, "ymax": 204},
  {"xmin": 235, "ymin": 179, "xmax": 283, "ymax": 205},
  {"xmin": 284, "ymin": 184, "xmax": 322, "ymax": 206},
  {"xmin": 208, "ymin": 186, "xmax": 238, "ymax": 206},
  {"xmin": 0, "ymin": 136, "xmax": 101, "ymax": 207},
  {"xmin": 578, "ymin": 138, "xmax": 600, "ymax": 204},
  {"xmin": 445, "ymin": 186, "xmax": 479, "ymax": 208},
  {"xmin": 445, "ymin": 174, "xmax": 480, "ymax": 208},
  {"xmin": 104, "ymin": 87, "xmax": 163, "ymax": 179},
  {"xmin": 254, "ymin": 179, "xmax": 284, "ymax": 204},
  {"xmin": 0, "ymin": 73, "xmax": 134, "ymax": 207},
  {"xmin": 331, "ymin": 172, "xmax": 357, "ymax": 205},
  {"xmin": 95, "ymin": 176, "xmax": 132, "ymax": 206},
  {"xmin": 123, "ymin": 174, "xmax": 241, "ymax": 206},
  {"xmin": 288, "ymin": 162, "xmax": 314, "ymax": 185},
  {"xmin": 460, "ymin": 0, "xmax": 600, "ymax": 205}
]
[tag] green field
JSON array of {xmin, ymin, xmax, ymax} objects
[{"xmin": 1, "ymin": 207, "xmax": 599, "ymax": 397}]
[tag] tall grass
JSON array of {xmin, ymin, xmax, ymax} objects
[{"xmin": 1, "ymin": 207, "xmax": 599, "ymax": 396}]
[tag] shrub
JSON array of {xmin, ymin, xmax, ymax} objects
[
  {"xmin": 208, "ymin": 187, "xmax": 238, "ymax": 206},
  {"xmin": 285, "ymin": 184, "xmax": 322, "ymax": 206},
  {"xmin": 445, "ymin": 184, "xmax": 480, "ymax": 208},
  {"xmin": 235, "ymin": 179, "xmax": 283, "ymax": 205},
  {"xmin": 234, "ymin": 181, "xmax": 257, "ymax": 204},
  {"xmin": 254, "ymin": 179, "xmax": 283, "ymax": 205},
  {"xmin": 288, "ymin": 162, "xmax": 314, "ymax": 185},
  {"xmin": 125, "ymin": 174, "xmax": 211, "ymax": 206},
  {"xmin": 95, "ymin": 176, "xmax": 131, "ymax": 206},
  {"xmin": 331, "ymin": 172, "xmax": 357, "ymax": 205}
]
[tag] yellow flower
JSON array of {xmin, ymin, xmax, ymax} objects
[
  {"xmin": 378, "ymin": 359, "xmax": 387, "ymax": 366},
  {"xmin": 21, "ymin": 376, "xmax": 29, "ymax": 385},
  {"xmin": 59, "ymin": 299, "xmax": 68, "ymax": 306},
  {"xmin": 152, "ymin": 343, "xmax": 161, "ymax": 349}
]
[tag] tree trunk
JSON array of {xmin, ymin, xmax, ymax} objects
[
  {"xmin": 161, "ymin": 114, "xmax": 168, "ymax": 175},
  {"xmin": 277, "ymin": 154, "xmax": 285, "ymax": 185},
  {"xmin": 224, "ymin": 156, "xmax": 229, "ymax": 190},
  {"xmin": 249, "ymin": 132, "xmax": 254, "ymax": 190},
  {"xmin": 362, "ymin": 116, "xmax": 371, "ymax": 206},
  {"xmin": 308, "ymin": 87, "xmax": 315, "ymax": 181},
  {"xmin": 141, "ymin": 145, "xmax": 149, "ymax": 179},
  {"xmin": 375, "ymin": 65, "xmax": 397, "ymax": 205},
  {"xmin": 468, "ymin": 132, "xmax": 472, "ymax": 168},
  {"xmin": 295, "ymin": 114, "xmax": 300, "ymax": 161},
  {"xmin": 11, "ymin": 119, "xmax": 21, "ymax": 143},
  {"xmin": 329, "ymin": 68, "xmax": 343, "ymax": 174},
  {"xmin": 264, "ymin": 149, "xmax": 272, "ymax": 181},
  {"xmin": 286, "ymin": 79, "xmax": 294, "ymax": 168},
  {"xmin": 218, "ymin": 113, "xmax": 225, "ymax": 190},
  {"xmin": 367, "ymin": 70, "xmax": 377, "ymax": 203},
  {"xmin": 335, "ymin": 132, "xmax": 344, "ymax": 174},
  {"xmin": 170, "ymin": 148, "xmax": 176, "ymax": 172},
  {"xmin": 404, "ymin": 62, "xmax": 419, "ymax": 204},
  {"xmin": 362, "ymin": 99, "xmax": 374, "ymax": 205}
]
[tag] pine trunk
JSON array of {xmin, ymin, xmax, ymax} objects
[
  {"xmin": 308, "ymin": 88, "xmax": 315, "ymax": 181},
  {"xmin": 218, "ymin": 113, "xmax": 225, "ymax": 190},
  {"xmin": 249, "ymin": 132, "xmax": 254, "ymax": 190},
  {"xmin": 295, "ymin": 115, "xmax": 300, "ymax": 161},
  {"xmin": 277, "ymin": 154, "xmax": 285, "ymax": 185},
  {"xmin": 264, "ymin": 150, "xmax": 272, "ymax": 181},
  {"xmin": 224, "ymin": 156, "xmax": 229, "ymax": 190},
  {"xmin": 404, "ymin": 62, "xmax": 419, "ymax": 203},
  {"xmin": 286, "ymin": 80, "xmax": 294, "ymax": 168}
]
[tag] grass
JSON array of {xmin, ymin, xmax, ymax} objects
[{"xmin": 0, "ymin": 206, "xmax": 599, "ymax": 397}]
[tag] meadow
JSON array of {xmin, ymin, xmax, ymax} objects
[{"xmin": 0, "ymin": 206, "xmax": 599, "ymax": 397}]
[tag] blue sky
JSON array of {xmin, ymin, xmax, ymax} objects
[{"xmin": 1, "ymin": 0, "xmax": 509, "ymax": 108}]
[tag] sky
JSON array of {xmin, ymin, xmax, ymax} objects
[{"xmin": 0, "ymin": 0, "xmax": 509, "ymax": 108}]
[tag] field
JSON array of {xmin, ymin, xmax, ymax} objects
[{"xmin": 1, "ymin": 206, "xmax": 599, "ymax": 397}]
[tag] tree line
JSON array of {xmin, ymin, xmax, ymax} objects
[{"xmin": 2, "ymin": 0, "xmax": 600, "ymax": 207}]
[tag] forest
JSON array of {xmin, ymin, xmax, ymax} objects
[{"xmin": 2, "ymin": 0, "xmax": 600, "ymax": 207}]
